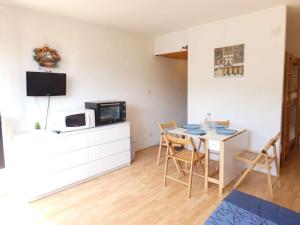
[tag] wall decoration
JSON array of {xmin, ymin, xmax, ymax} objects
[
  {"xmin": 33, "ymin": 44, "xmax": 61, "ymax": 68},
  {"xmin": 214, "ymin": 44, "xmax": 244, "ymax": 77}
]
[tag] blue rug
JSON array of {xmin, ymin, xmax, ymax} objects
[{"xmin": 204, "ymin": 190, "xmax": 300, "ymax": 225}]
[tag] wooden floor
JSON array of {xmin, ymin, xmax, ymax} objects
[{"xmin": 1, "ymin": 146, "xmax": 300, "ymax": 225}]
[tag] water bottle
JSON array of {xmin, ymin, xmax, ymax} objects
[{"xmin": 204, "ymin": 113, "xmax": 212, "ymax": 129}]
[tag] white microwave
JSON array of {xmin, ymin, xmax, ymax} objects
[{"xmin": 51, "ymin": 109, "xmax": 95, "ymax": 133}]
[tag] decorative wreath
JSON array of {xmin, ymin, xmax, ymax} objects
[{"xmin": 33, "ymin": 44, "xmax": 61, "ymax": 68}]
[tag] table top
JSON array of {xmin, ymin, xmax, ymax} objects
[{"xmin": 169, "ymin": 127, "xmax": 246, "ymax": 142}]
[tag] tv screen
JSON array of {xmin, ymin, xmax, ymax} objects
[{"xmin": 26, "ymin": 71, "xmax": 66, "ymax": 96}]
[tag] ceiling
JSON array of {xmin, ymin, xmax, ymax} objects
[{"xmin": 1, "ymin": 0, "xmax": 300, "ymax": 36}]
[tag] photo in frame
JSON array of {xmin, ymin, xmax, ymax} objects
[{"xmin": 214, "ymin": 44, "xmax": 244, "ymax": 77}]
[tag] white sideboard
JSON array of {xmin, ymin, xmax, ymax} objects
[{"xmin": 12, "ymin": 122, "xmax": 131, "ymax": 201}]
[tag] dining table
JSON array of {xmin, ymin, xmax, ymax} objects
[{"xmin": 169, "ymin": 125, "xmax": 248, "ymax": 195}]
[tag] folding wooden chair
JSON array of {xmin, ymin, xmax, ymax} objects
[
  {"xmin": 163, "ymin": 134, "xmax": 205, "ymax": 198},
  {"xmin": 234, "ymin": 132, "xmax": 280, "ymax": 198},
  {"xmin": 211, "ymin": 120, "xmax": 230, "ymax": 127},
  {"xmin": 157, "ymin": 120, "xmax": 179, "ymax": 166}
]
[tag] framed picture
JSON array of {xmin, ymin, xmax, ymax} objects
[{"xmin": 214, "ymin": 44, "xmax": 244, "ymax": 78}]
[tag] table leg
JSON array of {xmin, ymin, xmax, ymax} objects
[
  {"xmin": 204, "ymin": 140, "xmax": 209, "ymax": 191},
  {"xmin": 197, "ymin": 138, "xmax": 202, "ymax": 151},
  {"xmin": 218, "ymin": 186, "xmax": 223, "ymax": 195}
]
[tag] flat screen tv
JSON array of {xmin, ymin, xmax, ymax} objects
[{"xmin": 26, "ymin": 71, "xmax": 66, "ymax": 96}]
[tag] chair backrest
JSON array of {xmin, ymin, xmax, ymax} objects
[
  {"xmin": 213, "ymin": 120, "xmax": 230, "ymax": 127},
  {"xmin": 165, "ymin": 134, "xmax": 197, "ymax": 152},
  {"xmin": 261, "ymin": 132, "xmax": 281, "ymax": 154},
  {"xmin": 159, "ymin": 120, "xmax": 177, "ymax": 134}
]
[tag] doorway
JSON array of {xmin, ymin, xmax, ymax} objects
[{"xmin": 155, "ymin": 48, "xmax": 188, "ymax": 126}]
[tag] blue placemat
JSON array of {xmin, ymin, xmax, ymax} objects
[
  {"xmin": 216, "ymin": 128, "xmax": 237, "ymax": 135},
  {"xmin": 214, "ymin": 124, "xmax": 226, "ymax": 129},
  {"xmin": 185, "ymin": 129, "xmax": 206, "ymax": 135},
  {"xmin": 182, "ymin": 124, "xmax": 201, "ymax": 129}
]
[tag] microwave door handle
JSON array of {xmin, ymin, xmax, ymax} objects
[{"xmin": 101, "ymin": 103, "xmax": 120, "ymax": 107}]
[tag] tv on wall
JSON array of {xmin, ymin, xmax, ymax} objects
[{"xmin": 26, "ymin": 71, "xmax": 66, "ymax": 96}]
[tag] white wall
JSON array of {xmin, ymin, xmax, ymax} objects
[
  {"xmin": 0, "ymin": 5, "xmax": 187, "ymax": 151},
  {"xmin": 188, "ymin": 6, "xmax": 286, "ymax": 153},
  {"xmin": 154, "ymin": 30, "xmax": 188, "ymax": 55}
]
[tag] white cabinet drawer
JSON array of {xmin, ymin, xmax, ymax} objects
[
  {"xmin": 89, "ymin": 138, "xmax": 130, "ymax": 161},
  {"xmin": 47, "ymin": 133, "xmax": 88, "ymax": 156},
  {"xmin": 90, "ymin": 151, "xmax": 130, "ymax": 176},
  {"xmin": 208, "ymin": 140, "xmax": 220, "ymax": 151},
  {"xmin": 40, "ymin": 148, "xmax": 89, "ymax": 174},
  {"xmin": 88, "ymin": 125, "xmax": 130, "ymax": 146},
  {"xmin": 49, "ymin": 163, "xmax": 90, "ymax": 189},
  {"xmin": 30, "ymin": 163, "xmax": 90, "ymax": 199}
]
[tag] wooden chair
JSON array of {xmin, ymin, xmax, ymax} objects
[
  {"xmin": 157, "ymin": 120, "xmax": 178, "ymax": 166},
  {"xmin": 211, "ymin": 120, "xmax": 230, "ymax": 127},
  {"xmin": 233, "ymin": 132, "xmax": 280, "ymax": 199},
  {"xmin": 163, "ymin": 134, "xmax": 205, "ymax": 198}
]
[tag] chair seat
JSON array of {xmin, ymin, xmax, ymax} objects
[
  {"xmin": 162, "ymin": 142, "xmax": 184, "ymax": 151},
  {"xmin": 257, "ymin": 156, "xmax": 275, "ymax": 165},
  {"xmin": 236, "ymin": 150, "xmax": 275, "ymax": 165},
  {"xmin": 170, "ymin": 149, "xmax": 204, "ymax": 163}
]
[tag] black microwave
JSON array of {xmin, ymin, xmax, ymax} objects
[{"xmin": 85, "ymin": 101, "xmax": 126, "ymax": 126}]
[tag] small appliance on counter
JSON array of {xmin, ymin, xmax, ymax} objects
[
  {"xmin": 51, "ymin": 109, "xmax": 95, "ymax": 133},
  {"xmin": 85, "ymin": 101, "xmax": 126, "ymax": 126}
]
